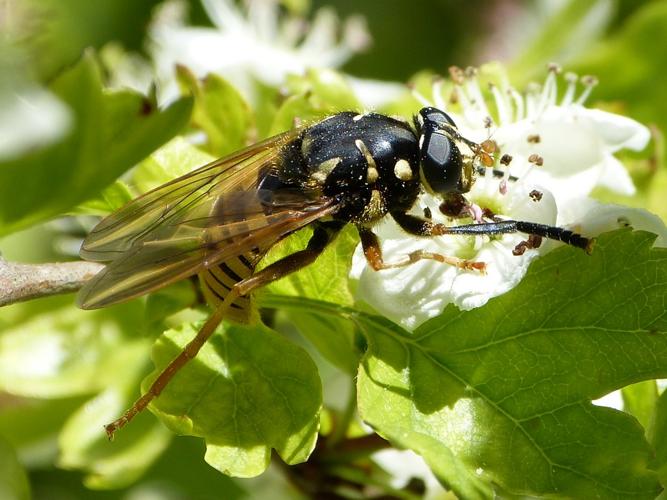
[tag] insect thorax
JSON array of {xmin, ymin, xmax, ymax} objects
[{"xmin": 276, "ymin": 112, "xmax": 422, "ymax": 225}]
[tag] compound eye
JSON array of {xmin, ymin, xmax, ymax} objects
[
  {"xmin": 420, "ymin": 129, "xmax": 463, "ymax": 194},
  {"xmin": 419, "ymin": 107, "xmax": 457, "ymax": 129}
]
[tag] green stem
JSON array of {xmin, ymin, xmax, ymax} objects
[
  {"xmin": 258, "ymin": 292, "xmax": 356, "ymax": 318},
  {"xmin": 321, "ymin": 434, "xmax": 392, "ymax": 464}
]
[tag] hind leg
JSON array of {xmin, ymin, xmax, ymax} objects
[{"xmin": 104, "ymin": 222, "xmax": 344, "ymax": 438}]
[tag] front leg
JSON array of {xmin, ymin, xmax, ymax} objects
[
  {"xmin": 358, "ymin": 226, "xmax": 485, "ymax": 272},
  {"xmin": 391, "ymin": 211, "xmax": 593, "ymax": 252}
]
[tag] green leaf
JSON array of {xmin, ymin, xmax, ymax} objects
[
  {"xmin": 0, "ymin": 396, "xmax": 88, "ymax": 467},
  {"xmin": 146, "ymin": 321, "xmax": 322, "ymax": 477},
  {"xmin": 0, "ymin": 436, "xmax": 30, "ymax": 500},
  {"xmin": 650, "ymin": 388, "xmax": 667, "ymax": 485},
  {"xmin": 269, "ymin": 69, "xmax": 361, "ymax": 135},
  {"xmin": 283, "ymin": 313, "xmax": 360, "ymax": 375},
  {"xmin": 286, "ymin": 69, "xmax": 361, "ymax": 112},
  {"xmin": 570, "ymin": 2, "xmax": 667, "ymax": 169},
  {"xmin": 73, "ymin": 180, "xmax": 134, "ymax": 216},
  {"xmin": 0, "ymin": 295, "xmax": 143, "ymax": 398},
  {"xmin": 261, "ymin": 225, "xmax": 357, "ymax": 305},
  {"xmin": 269, "ymin": 94, "xmax": 326, "ymax": 136},
  {"xmin": 572, "ymin": 2, "xmax": 667, "ymax": 114},
  {"xmin": 509, "ymin": 0, "xmax": 613, "ymax": 82},
  {"xmin": 177, "ymin": 67, "xmax": 254, "ymax": 157},
  {"xmin": 0, "ymin": 294, "xmax": 171, "ymax": 488},
  {"xmin": 143, "ymin": 281, "xmax": 199, "ymax": 336},
  {"xmin": 0, "ymin": 51, "xmax": 192, "ymax": 235},
  {"xmin": 259, "ymin": 225, "xmax": 361, "ymax": 373},
  {"xmin": 132, "ymin": 137, "xmax": 215, "ymax": 194},
  {"xmin": 57, "ymin": 339, "xmax": 172, "ymax": 489},
  {"xmin": 21, "ymin": 0, "xmax": 161, "ymax": 80},
  {"xmin": 354, "ymin": 229, "xmax": 666, "ymax": 498},
  {"xmin": 622, "ymin": 381, "xmax": 658, "ymax": 431}
]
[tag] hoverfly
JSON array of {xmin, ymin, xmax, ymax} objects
[{"xmin": 78, "ymin": 107, "xmax": 593, "ymax": 438}]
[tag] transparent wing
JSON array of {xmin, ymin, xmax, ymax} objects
[
  {"xmin": 78, "ymin": 129, "xmax": 340, "ymax": 309},
  {"xmin": 80, "ymin": 130, "xmax": 299, "ymax": 262},
  {"xmin": 77, "ymin": 197, "xmax": 337, "ymax": 309}
]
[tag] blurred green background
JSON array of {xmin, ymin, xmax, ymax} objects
[
  {"xmin": 2, "ymin": 0, "xmax": 666, "ymax": 260},
  {"xmin": 1, "ymin": 0, "xmax": 666, "ymax": 498}
]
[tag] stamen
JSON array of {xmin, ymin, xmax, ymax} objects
[
  {"xmin": 409, "ymin": 84, "xmax": 432, "ymax": 107},
  {"xmin": 500, "ymin": 153, "xmax": 513, "ymax": 166},
  {"xmin": 448, "ymin": 88, "xmax": 459, "ymax": 106},
  {"xmin": 483, "ymin": 116, "xmax": 494, "ymax": 130},
  {"xmin": 537, "ymin": 64, "xmax": 560, "ymax": 114},
  {"xmin": 528, "ymin": 153, "xmax": 544, "ymax": 166},
  {"xmin": 525, "ymin": 82, "xmax": 541, "ymax": 118},
  {"xmin": 432, "ymin": 77, "xmax": 446, "ymax": 110},
  {"xmin": 490, "ymin": 82, "xmax": 510, "ymax": 125},
  {"xmin": 342, "ymin": 15, "xmax": 372, "ymax": 52},
  {"xmin": 249, "ymin": 0, "xmax": 277, "ymax": 40},
  {"xmin": 562, "ymin": 72, "xmax": 578, "ymax": 106},
  {"xmin": 280, "ymin": 17, "xmax": 306, "ymax": 47},
  {"xmin": 304, "ymin": 9, "xmax": 336, "ymax": 51},
  {"xmin": 576, "ymin": 75, "xmax": 599, "ymax": 105},
  {"xmin": 529, "ymin": 189, "xmax": 543, "ymax": 201},
  {"xmin": 205, "ymin": 0, "xmax": 245, "ymax": 31},
  {"xmin": 448, "ymin": 66, "xmax": 466, "ymax": 85},
  {"xmin": 463, "ymin": 66, "xmax": 492, "ymax": 121},
  {"xmin": 455, "ymin": 83, "xmax": 478, "ymax": 125},
  {"xmin": 507, "ymin": 87, "xmax": 524, "ymax": 121}
]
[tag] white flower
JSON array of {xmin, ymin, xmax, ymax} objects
[
  {"xmin": 558, "ymin": 197, "xmax": 667, "ymax": 248},
  {"xmin": 147, "ymin": 0, "xmax": 369, "ymax": 103},
  {"xmin": 354, "ymin": 176, "xmax": 560, "ymax": 330},
  {"xmin": 373, "ymin": 449, "xmax": 446, "ymax": 498},
  {"xmin": 353, "ymin": 66, "xmax": 661, "ymax": 330},
  {"xmin": 105, "ymin": 0, "xmax": 406, "ymax": 109},
  {"xmin": 430, "ymin": 66, "xmax": 650, "ymax": 202}
]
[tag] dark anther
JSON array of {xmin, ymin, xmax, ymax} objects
[
  {"xmin": 529, "ymin": 190, "xmax": 543, "ymax": 202},
  {"xmin": 528, "ymin": 154, "xmax": 544, "ymax": 166},
  {"xmin": 423, "ymin": 206, "xmax": 432, "ymax": 219},
  {"xmin": 500, "ymin": 154, "xmax": 513, "ymax": 166}
]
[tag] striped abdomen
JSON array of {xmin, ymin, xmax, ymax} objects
[{"xmin": 198, "ymin": 250, "xmax": 264, "ymax": 323}]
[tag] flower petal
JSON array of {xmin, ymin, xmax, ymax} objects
[
  {"xmin": 354, "ymin": 180, "xmax": 560, "ymax": 330},
  {"xmin": 558, "ymin": 198, "xmax": 667, "ymax": 248},
  {"xmin": 579, "ymin": 107, "xmax": 651, "ymax": 152},
  {"xmin": 501, "ymin": 106, "xmax": 605, "ymax": 177},
  {"xmin": 595, "ymin": 154, "xmax": 636, "ymax": 196}
]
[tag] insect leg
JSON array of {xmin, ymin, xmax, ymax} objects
[
  {"xmin": 104, "ymin": 221, "xmax": 344, "ymax": 439},
  {"xmin": 235, "ymin": 221, "xmax": 345, "ymax": 296},
  {"xmin": 358, "ymin": 227, "xmax": 486, "ymax": 272},
  {"xmin": 392, "ymin": 212, "xmax": 594, "ymax": 253},
  {"xmin": 104, "ymin": 300, "xmax": 233, "ymax": 439}
]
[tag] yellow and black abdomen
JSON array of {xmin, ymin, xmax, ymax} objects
[
  {"xmin": 196, "ymin": 189, "xmax": 273, "ymax": 323},
  {"xmin": 198, "ymin": 252, "xmax": 262, "ymax": 323}
]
